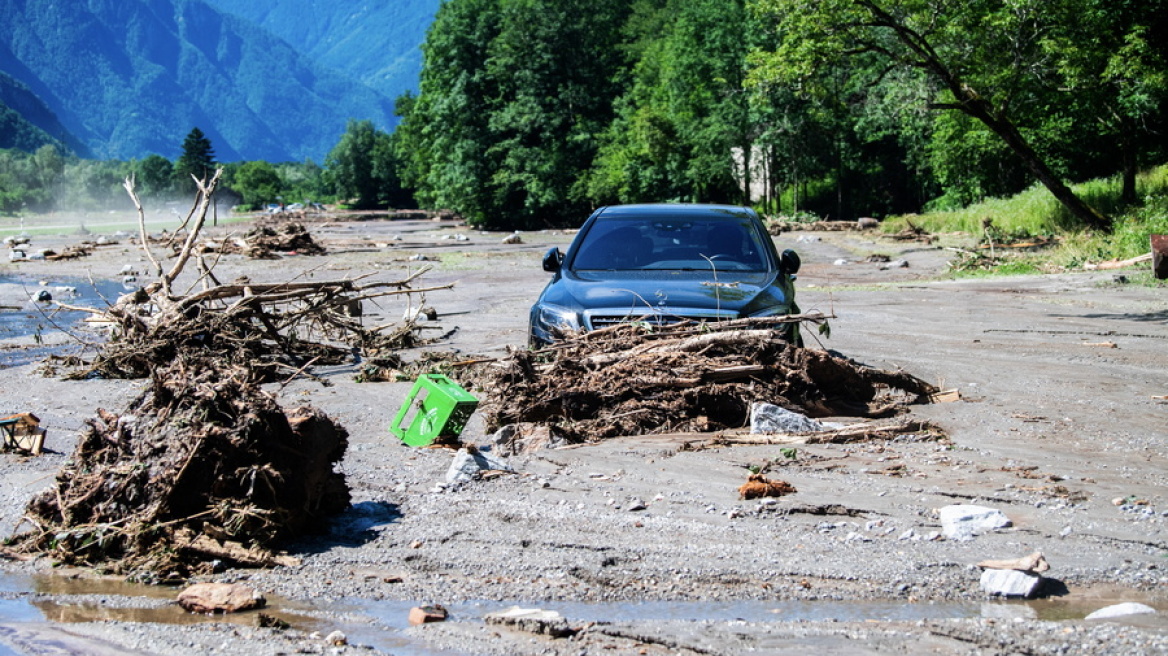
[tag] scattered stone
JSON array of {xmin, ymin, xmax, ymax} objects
[
  {"xmin": 324, "ymin": 630, "xmax": 347, "ymax": 646},
  {"xmin": 1085, "ymin": 602, "xmax": 1157, "ymax": 620},
  {"xmin": 939, "ymin": 505, "xmax": 1011, "ymax": 540},
  {"xmin": 979, "ymin": 569, "xmax": 1043, "ymax": 599},
  {"xmin": 446, "ymin": 446, "xmax": 514, "ymax": 484},
  {"xmin": 409, "ymin": 253, "xmax": 431, "ymax": 261},
  {"xmin": 502, "ymin": 232, "xmax": 523, "ymax": 245},
  {"xmin": 857, "ymin": 217, "xmax": 880, "ymax": 229},
  {"xmin": 879, "ymin": 259, "xmax": 909, "ymax": 270},
  {"xmin": 177, "ymin": 582, "xmax": 266, "ymax": 614},
  {"xmin": 977, "ymin": 551, "xmax": 1050, "ymax": 574},
  {"xmin": 750, "ymin": 402, "xmax": 824, "ymax": 434},
  {"xmin": 484, "ymin": 606, "xmax": 575, "ymax": 637},
  {"xmin": 833, "ymin": 258, "xmax": 850, "ymax": 266},
  {"xmin": 408, "ymin": 605, "xmax": 448, "ymax": 625},
  {"xmin": 627, "ymin": 499, "xmax": 647, "ymax": 511}
]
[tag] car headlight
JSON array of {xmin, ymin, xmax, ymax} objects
[{"xmin": 536, "ymin": 304, "xmax": 581, "ymax": 332}]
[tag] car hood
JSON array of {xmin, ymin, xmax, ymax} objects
[{"xmin": 553, "ymin": 269, "xmax": 783, "ymax": 315}]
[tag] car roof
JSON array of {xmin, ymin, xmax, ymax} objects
[{"xmin": 591, "ymin": 204, "xmax": 758, "ymax": 220}]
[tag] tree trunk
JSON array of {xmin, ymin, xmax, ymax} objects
[
  {"xmin": 1120, "ymin": 118, "xmax": 1138, "ymax": 206},
  {"xmin": 960, "ymin": 98, "xmax": 1111, "ymax": 232}
]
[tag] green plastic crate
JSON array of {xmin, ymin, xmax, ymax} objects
[{"xmin": 390, "ymin": 374, "xmax": 479, "ymax": 446}]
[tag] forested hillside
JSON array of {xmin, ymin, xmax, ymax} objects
[
  {"xmin": 204, "ymin": 0, "xmax": 440, "ymax": 102},
  {"xmin": 0, "ymin": 71, "xmax": 83, "ymax": 154},
  {"xmin": 0, "ymin": 0, "xmax": 398, "ymax": 162},
  {"xmin": 397, "ymin": 0, "xmax": 1168, "ymax": 229}
]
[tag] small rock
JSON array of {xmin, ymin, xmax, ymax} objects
[
  {"xmin": 857, "ymin": 217, "xmax": 880, "ymax": 229},
  {"xmin": 939, "ymin": 505, "xmax": 1011, "ymax": 541},
  {"xmin": 833, "ymin": 258, "xmax": 850, "ymax": 266},
  {"xmin": 879, "ymin": 259, "xmax": 909, "ymax": 270},
  {"xmin": 408, "ymin": 605, "xmax": 448, "ymax": 625},
  {"xmin": 177, "ymin": 582, "xmax": 266, "ymax": 614},
  {"xmin": 324, "ymin": 630, "xmax": 347, "ymax": 646},
  {"xmin": 627, "ymin": 500, "xmax": 647, "ymax": 512},
  {"xmin": 409, "ymin": 253, "xmax": 430, "ymax": 261},
  {"xmin": 980, "ymin": 569, "xmax": 1043, "ymax": 599},
  {"xmin": 1085, "ymin": 602, "xmax": 1156, "ymax": 620},
  {"xmin": 502, "ymin": 232, "xmax": 523, "ymax": 245}
]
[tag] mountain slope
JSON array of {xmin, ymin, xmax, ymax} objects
[
  {"xmin": 203, "ymin": 0, "xmax": 440, "ymax": 102},
  {"xmin": 0, "ymin": 71, "xmax": 85, "ymax": 154},
  {"xmin": 0, "ymin": 0, "xmax": 398, "ymax": 162}
]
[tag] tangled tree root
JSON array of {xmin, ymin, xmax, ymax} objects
[
  {"xmin": 11, "ymin": 358, "xmax": 350, "ymax": 578},
  {"xmin": 470, "ymin": 322, "xmax": 937, "ymax": 442}
]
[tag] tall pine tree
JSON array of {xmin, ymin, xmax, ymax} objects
[{"xmin": 174, "ymin": 127, "xmax": 217, "ymax": 193}]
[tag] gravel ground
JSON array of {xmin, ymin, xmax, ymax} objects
[{"xmin": 0, "ymin": 214, "xmax": 1165, "ymax": 655}]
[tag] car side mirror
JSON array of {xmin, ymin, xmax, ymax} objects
[
  {"xmin": 542, "ymin": 247, "xmax": 564, "ymax": 272},
  {"xmin": 780, "ymin": 249, "xmax": 800, "ymax": 275}
]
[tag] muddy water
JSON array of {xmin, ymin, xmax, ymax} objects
[{"xmin": 0, "ymin": 570, "xmax": 1147, "ymax": 655}]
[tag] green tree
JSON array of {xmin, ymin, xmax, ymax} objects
[
  {"xmin": 173, "ymin": 127, "xmax": 217, "ymax": 193},
  {"xmin": 232, "ymin": 161, "xmax": 284, "ymax": 208},
  {"xmin": 750, "ymin": 0, "xmax": 1113, "ymax": 230},
  {"xmin": 325, "ymin": 119, "xmax": 409, "ymax": 209},
  {"xmin": 132, "ymin": 154, "xmax": 176, "ymax": 198}
]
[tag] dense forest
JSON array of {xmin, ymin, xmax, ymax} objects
[{"xmin": 2, "ymin": 0, "xmax": 1166, "ymax": 231}]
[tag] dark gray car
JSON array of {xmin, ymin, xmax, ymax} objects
[{"xmin": 529, "ymin": 203, "xmax": 800, "ymax": 347}]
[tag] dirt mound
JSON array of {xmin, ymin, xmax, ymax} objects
[
  {"xmin": 11, "ymin": 358, "xmax": 349, "ymax": 578},
  {"xmin": 472, "ymin": 322, "xmax": 936, "ymax": 442}
]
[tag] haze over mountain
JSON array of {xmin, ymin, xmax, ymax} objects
[
  {"xmin": 0, "ymin": 0, "xmax": 439, "ymax": 163},
  {"xmin": 203, "ymin": 0, "xmax": 439, "ymax": 103}
]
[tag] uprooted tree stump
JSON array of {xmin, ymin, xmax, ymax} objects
[
  {"xmin": 470, "ymin": 319, "xmax": 937, "ymax": 442},
  {"xmin": 11, "ymin": 358, "xmax": 349, "ymax": 577}
]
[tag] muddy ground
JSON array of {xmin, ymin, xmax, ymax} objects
[{"xmin": 0, "ymin": 213, "xmax": 1165, "ymax": 655}]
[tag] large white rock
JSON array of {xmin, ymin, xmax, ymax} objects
[
  {"xmin": 750, "ymin": 402, "xmax": 824, "ymax": 434},
  {"xmin": 1085, "ymin": 602, "xmax": 1157, "ymax": 620},
  {"xmin": 940, "ymin": 505, "xmax": 1011, "ymax": 540},
  {"xmin": 980, "ymin": 569, "xmax": 1043, "ymax": 598}
]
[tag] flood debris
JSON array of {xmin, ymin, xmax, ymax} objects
[
  {"xmin": 216, "ymin": 221, "xmax": 326, "ymax": 259},
  {"xmin": 0, "ymin": 412, "xmax": 46, "ymax": 455},
  {"xmin": 177, "ymin": 582, "xmax": 267, "ymax": 614},
  {"xmin": 10, "ymin": 358, "xmax": 350, "ymax": 577},
  {"xmin": 445, "ymin": 445, "xmax": 513, "ymax": 484},
  {"xmin": 56, "ymin": 173, "xmax": 450, "ymax": 382},
  {"xmin": 977, "ymin": 551, "xmax": 1050, "ymax": 574},
  {"xmin": 470, "ymin": 320, "xmax": 937, "ymax": 443},
  {"xmin": 738, "ymin": 473, "xmax": 797, "ymax": 500}
]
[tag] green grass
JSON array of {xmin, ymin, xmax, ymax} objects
[{"xmin": 882, "ymin": 164, "xmax": 1168, "ymax": 279}]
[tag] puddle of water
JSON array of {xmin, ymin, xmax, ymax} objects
[
  {"xmin": 1, "ymin": 570, "xmax": 1163, "ymax": 656},
  {"xmin": 0, "ymin": 275, "xmax": 129, "ymax": 341}
]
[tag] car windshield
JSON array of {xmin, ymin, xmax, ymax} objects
[{"xmin": 571, "ymin": 215, "xmax": 770, "ymax": 272}]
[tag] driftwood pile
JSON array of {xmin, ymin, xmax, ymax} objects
[
  {"xmin": 13, "ymin": 358, "xmax": 349, "ymax": 577},
  {"xmin": 17, "ymin": 171, "xmax": 439, "ymax": 575},
  {"xmin": 471, "ymin": 317, "xmax": 937, "ymax": 443},
  {"xmin": 218, "ymin": 221, "xmax": 326, "ymax": 258}
]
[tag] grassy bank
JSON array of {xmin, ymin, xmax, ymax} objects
[{"xmin": 883, "ymin": 165, "xmax": 1168, "ymax": 277}]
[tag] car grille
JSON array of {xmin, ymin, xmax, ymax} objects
[{"xmin": 586, "ymin": 310, "xmax": 735, "ymax": 330}]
